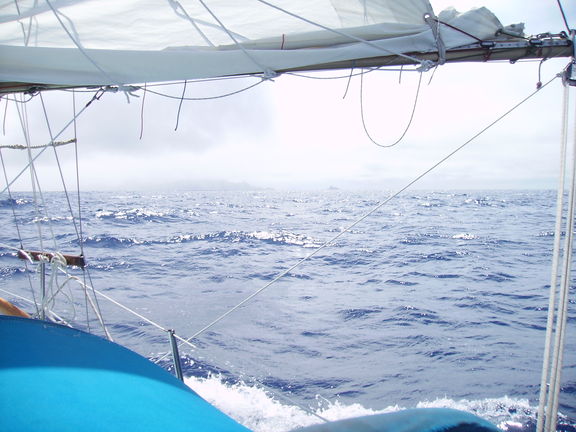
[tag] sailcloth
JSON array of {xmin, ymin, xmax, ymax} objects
[{"xmin": 0, "ymin": 0, "xmax": 504, "ymax": 87}]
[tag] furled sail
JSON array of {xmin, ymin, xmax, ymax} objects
[{"xmin": 0, "ymin": 0, "xmax": 530, "ymax": 90}]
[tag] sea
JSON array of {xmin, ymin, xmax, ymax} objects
[{"xmin": 0, "ymin": 189, "xmax": 575, "ymax": 431}]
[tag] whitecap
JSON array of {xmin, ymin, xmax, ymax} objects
[{"xmin": 452, "ymin": 233, "xmax": 476, "ymax": 240}]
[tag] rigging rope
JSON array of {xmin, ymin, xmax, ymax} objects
[
  {"xmin": 140, "ymin": 83, "xmax": 147, "ymax": 140},
  {"xmin": 1, "ymin": 94, "xmax": 35, "ymax": 104},
  {"xmin": 0, "ymin": 93, "xmax": 94, "ymax": 198},
  {"xmin": 142, "ymin": 79, "xmax": 265, "ymax": 101},
  {"xmin": 175, "ymin": 80, "xmax": 188, "ymax": 131},
  {"xmin": 6, "ymin": 125, "xmax": 58, "ymax": 318},
  {"xmin": 556, "ymin": 0, "xmax": 572, "ymax": 34},
  {"xmin": 14, "ymin": 94, "xmax": 55, "ymax": 256},
  {"xmin": 44, "ymin": 0, "xmax": 127, "ymax": 91},
  {"xmin": 65, "ymin": 91, "xmax": 110, "ymax": 339},
  {"xmin": 0, "ymin": 157, "xmax": 24, "ymax": 251},
  {"xmin": 2, "ymin": 96, "xmax": 8, "ymax": 135},
  {"xmin": 0, "ymin": 146, "xmax": 40, "ymax": 314},
  {"xmin": 39, "ymin": 93, "xmax": 83, "ymax": 245},
  {"xmin": 0, "ymin": 287, "xmax": 68, "ymax": 324},
  {"xmin": 70, "ymin": 89, "xmax": 92, "ymax": 331},
  {"xmin": 2, "ymin": 90, "xmax": 111, "ymax": 338},
  {"xmin": 253, "ymin": 0, "xmax": 431, "ymax": 69},
  {"xmin": 424, "ymin": 13, "xmax": 446, "ymax": 66},
  {"xmin": 425, "ymin": 15, "xmax": 484, "ymax": 44},
  {"xmin": 548, "ymin": 134, "xmax": 576, "ymax": 432},
  {"xmin": 15, "ymin": 245, "xmax": 111, "ymax": 340},
  {"xmin": 146, "ymin": 75, "xmax": 260, "ymax": 86},
  {"xmin": 71, "ymin": 91, "xmax": 84, "ymax": 257},
  {"xmin": 342, "ymin": 62, "xmax": 355, "ymax": 99},
  {"xmin": 40, "ymin": 254, "xmax": 75, "ymax": 319},
  {"xmin": 0, "ymin": 138, "xmax": 76, "ymax": 150},
  {"xmin": 166, "ymin": 0, "xmax": 216, "ymax": 47},
  {"xmin": 360, "ymin": 68, "xmax": 423, "ymax": 148},
  {"xmin": 536, "ymin": 82, "xmax": 569, "ymax": 432},
  {"xmin": 195, "ymin": 0, "xmax": 274, "ymax": 77},
  {"xmin": 287, "ymin": 67, "xmax": 414, "ymax": 81},
  {"xmin": 51, "ymin": 267, "xmax": 197, "ymax": 350},
  {"xmin": 537, "ymin": 71, "xmax": 575, "ymax": 432},
  {"xmin": 14, "ymin": 0, "xmax": 34, "ymax": 47}
]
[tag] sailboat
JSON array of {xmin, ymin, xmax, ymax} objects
[{"xmin": 0, "ymin": 1, "xmax": 574, "ymax": 431}]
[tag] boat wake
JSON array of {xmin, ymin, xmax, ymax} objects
[
  {"xmin": 184, "ymin": 375, "xmax": 576, "ymax": 432},
  {"xmin": 185, "ymin": 374, "xmax": 386, "ymax": 432}
]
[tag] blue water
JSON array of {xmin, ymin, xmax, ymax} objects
[{"xmin": 1, "ymin": 189, "xmax": 574, "ymax": 431}]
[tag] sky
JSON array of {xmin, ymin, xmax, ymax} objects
[{"xmin": 1, "ymin": 0, "xmax": 575, "ymax": 192}]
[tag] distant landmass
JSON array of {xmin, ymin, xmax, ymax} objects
[{"xmin": 150, "ymin": 179, "xmax": 267, "ymax": 191}]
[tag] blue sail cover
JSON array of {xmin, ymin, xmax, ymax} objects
[{"xmin": 0, "ymin": 315, "xmax": 250, "ymax": 432}]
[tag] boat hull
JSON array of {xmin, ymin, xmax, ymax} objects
[{"xmin": 0, "ymin": 315, "xmax": 250, "ymax": 432}]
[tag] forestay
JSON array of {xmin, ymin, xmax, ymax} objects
[{"xmin": 0, "ymin": 0, "xmax": 505, "ymax": 87}]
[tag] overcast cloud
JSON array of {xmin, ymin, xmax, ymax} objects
[{"xmin": 1, "ymin": 0, "xmax": 574, "ymax": 192}]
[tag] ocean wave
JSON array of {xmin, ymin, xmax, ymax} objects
[
  {"xmin": 453, "ymin": 233, "xmax": 477, "ymax": 240},
  {"xmin": 400, "ymin": 249, "xmax": 469, "ymax": 264},
  {"xmin": 384, "ymin": 279, "xmax": 418, "ymax": 286},
  {"xmin": 400, "ymin": 232, "xmax": 444, "ymax": 245},
  {"xmin": 0, "ymin": 198, "xmax": 31, "ymax": 208},
  {"xmin": 0, "ymin": 247, "xmax": 15, "ymax": 257},
  {"xmin": 418, "ymin": 201, "xmax": 444, "ymax": 208},
  {"xmin": 482, "ymin": 272, "xmax": 516, "ymax": 283},
  {"xmin": 463, "ymin": 197, "xmax": 507, "ymax": 208},
  {"xmin": 110, "ymin": 322, "xmax": 168, "ymax": 344},
  {"xmin": 79, "ymin": 230, "xmax": 321, "ymax": 250},
  {"xmin": 30, "ymin": 215, "xmax": 74, "ymax": 224},
  {"xmin": 89, "ymin": 260, "xmax": 132, "ymax": 271},
  {"xmin": 83, "ymin": 235, "xmax": 147, "ymax": 247},
  {"xmin": 95, "ymin": 208, "xmax": 179, "ymax": 223},
  {"xmin": 537, "ymin": 231, "xmax": 555, "ymax": 237},
  {"xmin": 392, "ymin": 305, "xmax": 451, "ymax": 326},
  {"xmin": 339, "ymin": 308, "xmax": 383, "ymax": 321},
  {"xmin": 168, "ymin": 230, "xmax": 322, "ymax": 248},
  {"xmin": 247, "ymin": 231, "xmax": 321, "ymax": 248},
  {"xmin": 0, "ymin": 266, "xmax": 28, "ymax": 277}
]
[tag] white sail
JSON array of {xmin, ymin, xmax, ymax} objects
[{"xmin": 0, "ymin": 0, "xmax": 505, "ymax": 87}]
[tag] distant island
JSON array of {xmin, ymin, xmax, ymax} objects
[{"xmin": 150, "ymin": 179, "xmax": 266, "ymax": 192}]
